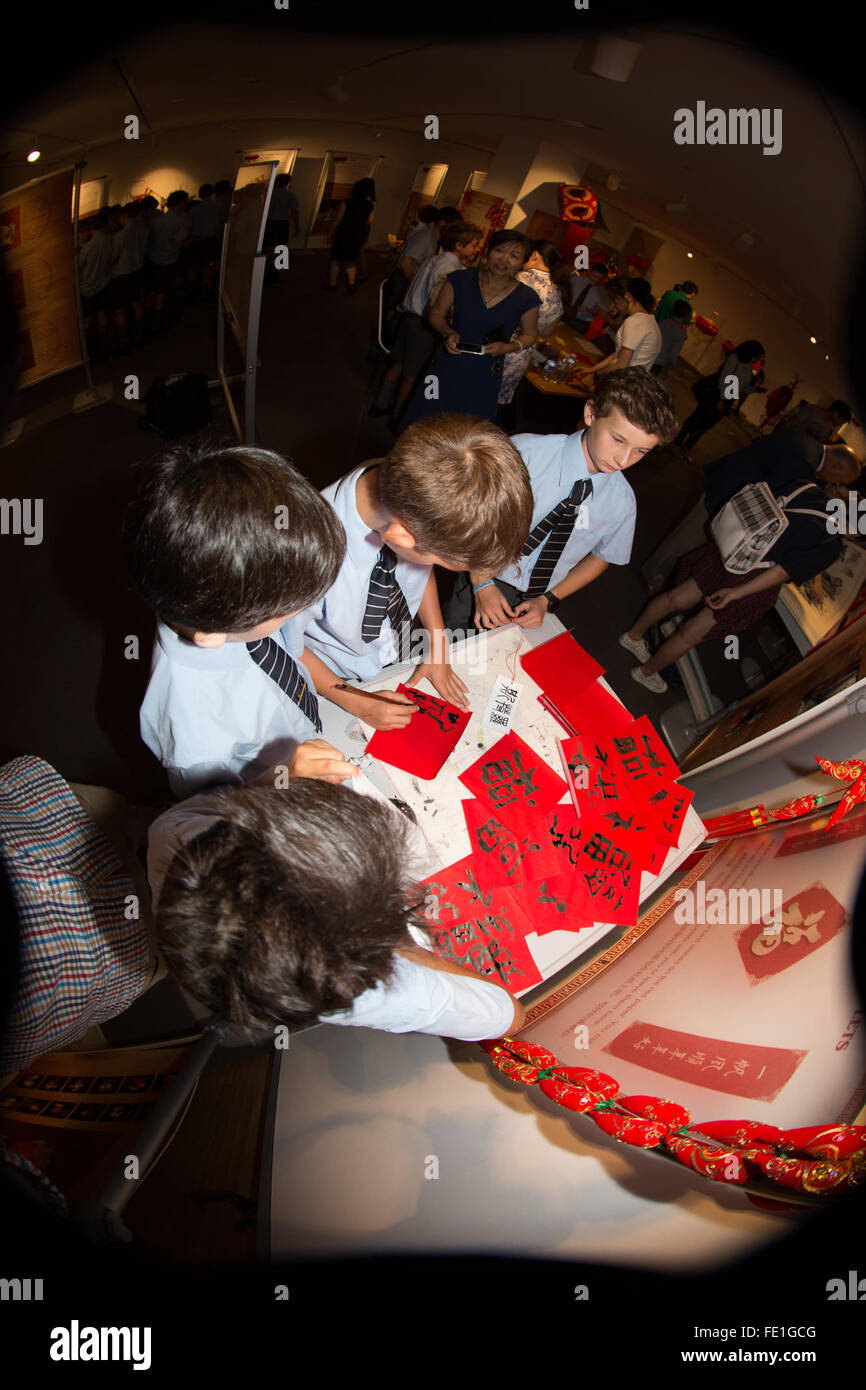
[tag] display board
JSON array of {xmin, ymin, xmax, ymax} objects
[
  {"xmin": 308, "ymin": 151, "xmax": 381, "ymax": 243},
  {"xmin": 220, "ymin": 159, "xmax": 277, "ymax": 359},
  {"xmin": 396, "ymin": 161, "xmax": 449, "ymax": 242},
  {"xmin": 1, "ymin": 167, "xmax": 82, "ymax": 387},
  {"xmin": 524, "ymin": 804, "xmax": 866, "ymax": 1128},
  {"xmin": 239, "ymin": 148, "xmax": 298, "ymax": 175},
  {"xmin": 778, "ymin": 538, "xmax": 866, "ymax": 651}
]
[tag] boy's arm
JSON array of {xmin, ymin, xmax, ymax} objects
[
  {"xmin": 468, "ymin": 568, "xmax": 519, "ymax": 628},
  {"xmin": 513, "ymin": 554, "xmax": 609, "ymax": 628},
  {"xmin": 301, "ymin": 644, "xmax": 417, "ymax": 732},
  {"xmin": 406, "ymin": 570, "xmax": 470, "ymax": 709},
  {"xmin": 396, "ymin": 943, "xmax": 527, "ymax": 1035}
]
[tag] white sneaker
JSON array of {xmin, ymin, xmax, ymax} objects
[
  {"xmin": 619, "ymin": 631, "xmax": 651, "ymax": 663},
  {"xmin": 631, "ymin": 665, "xmax": 668, "ymax": 694}
]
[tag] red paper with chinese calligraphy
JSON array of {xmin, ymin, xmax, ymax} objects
[
  {"xmin": 418, "ymin": 855, "xmax": 516, "ymax": 928},
  {"xmin": 425, "ymin": 887, "xmax": 543, "ymax": 994},
  {"xmin": 734, "ymin": 882, "xmax": 847, "ymax": 985},
  {"xmin": 365, "ymin": 684, "xmax": 471, "ymax": 779},
  {"xmin": 573, "ymin": 817, "xmax": 642, "ymax": 925},
  {"xmin": 559, "ymin": 734, "xmax": 655, "ymax": 872},
  {"xmin": 644, "ymin": 783, "xmax": 694, "ymax": 848},
  {"xmin": 461, "ymin": 798, "xmax": 560, "ymax": 890},
  {"xmin": 458, "ymin": 730, "xmax": 568, "ymax": 824},
  {"xmin": 604, "ymin": 1021, "xmax": 805, "ymax": 1102},
  {"xmin": 609, "ymin": 715, "xmax": 681, "ymax": 805},
  {"xmin": 520, "ymin": 632, "xmax": 604, "ymax": 703},
  {"xmin": 510, "ymin": 804, "xmax": 597, "ymax": 935}
]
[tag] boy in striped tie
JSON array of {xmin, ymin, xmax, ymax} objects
[
  {"xmin": 444, "ymin": 369, "xmax": 679, "ymax": 633},
  {"xmin": 301, "ymin": 415, "xmax": 533, "ymax": 730},
  {"xmin": 124, "ymin": 443, "xmax": 356, "ymax": 797}
]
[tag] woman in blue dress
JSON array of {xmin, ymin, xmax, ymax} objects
[{"xmin": 397, "ymin": 229, "xmax": 540, "ymax": 430}]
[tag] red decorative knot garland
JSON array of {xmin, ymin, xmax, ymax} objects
[
  {"xmin": 703, "ymin": 754, "xmax": 866, "ymax": 840},
  {"xmin": 479, "ymin": 1037, "xmax": 866, "ymax": 1208}
]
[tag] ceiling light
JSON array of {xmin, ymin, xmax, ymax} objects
[
  {"xmin": 809, "ymin": 336, "xmax": 817, "ymax": 344},
  {"xmin": 686, "ymin": 251, "xmax": 694, "ymax": 258},
  {"xmin": 26, "ymin": 149, "xmax": 40, "ymax": 162}
]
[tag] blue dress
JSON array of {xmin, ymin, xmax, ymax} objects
[{"xmin": 399, "ymin": 268, "xmax": 540, "ymax": 429}]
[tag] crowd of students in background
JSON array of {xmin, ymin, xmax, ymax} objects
[{"xmin": 77, "ymin": 180, "xmax": 237, "ymax": 357}]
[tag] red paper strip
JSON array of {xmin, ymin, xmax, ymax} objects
[
  {"xmin": 366, "ymin": 684, "xmax": 471, "ymax": 779},
  {"xmin": 574, "ymin": 816, "xmax": 642, "ymax": 925},
  {"xmin": 512, "ymin": 874, "xmax": 597, "ymax": 936},
  {"xmin": 554, "ymin": 679, "xmax": 634, "ymax": 742},
  {"xmin": 604, "ymin": 1021, "xmax": 806, "ymax": 1102},
  {"xmin": 520, "ymin": 631, "xmax": 604, "ymax": 702},
  {"xmin": 458, "ymin": 730, "xmax": 568, "ymax": 823},
  {"xmin": 580, "ymin": 803, "xmax": 655, "ymax": 874},
  {"xmin": 461, "ymin": 799, "xmax": 560, "ymax": 890}
]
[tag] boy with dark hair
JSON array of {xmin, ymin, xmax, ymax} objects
[
  {"xmin": 445, "ymin": 368, "xmax": 679, "ymax": 632},
  {"xmin": 148, "ymin": 780, "xmax": 525, "ymax": 1040},
  {"xmin": 123, "ymin": 443, "xmax": 355, "ymax": 796},
  {"xmin": 302, "ymin": 415, "xmax": 533, "ymax": 729}
]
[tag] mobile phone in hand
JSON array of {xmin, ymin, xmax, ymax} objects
[{"xmin": 456, "ymin": 342, "xmax": 485, "ymax": 354}]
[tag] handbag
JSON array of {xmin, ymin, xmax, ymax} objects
[{"xmin": 710, "ymin": 481, "xmax": 830, "ymax": 575}]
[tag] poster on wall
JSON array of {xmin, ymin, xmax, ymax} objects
[
  {"xmin": 74, "ymin": 177, "xmax": 109, "ymax": 219},
  {"xmin": 456, "ymin": 188, "xmax": 512, "ymax": 256},
  {"xmin": 309, "ymin": 152, "xmax": 381, "ymax": 241},
  {"xmin": 524, "ymin": 804, "xmax": 866, "ymax": 1129},
  {"xmin": 396, "ymin": 161, "xmax": 449, "ymax": 241},
  {"xmin": 1, "ymin": 168, "xmax": 82, "ymax": 388}
]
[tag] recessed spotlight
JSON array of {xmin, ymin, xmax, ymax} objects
[
  {"xmin": 809, "ymin": 336, "xmax": 817, "ymax": 344},
  {"xmin": 27, "ymin": 149, "xmax": 40, "ymax": 162},
  {"xmin": 825, "ymin": 354, "xmax": 830, "ymax": 361},
  {"xmin": 686, "ymin": 251, "xmax": 694, "ymax": 258}
]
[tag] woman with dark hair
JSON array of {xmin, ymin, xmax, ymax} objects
[
  {"xmin": 675, "ymin": 339, "xmax": 767, "ymax": 451},
  {"xmin": 577, "ymin": 276, "xmax": 662, "ymax": 382},
  {"xmin": 327, "ymin": 177, "xmax": 376, "ymax": 292},
  {"xmin": 496, "ymin": 239, "xmax": 569, "ymax": 423},
  {"xmin": 397, "ymin": 228, "xmax": 540, "ymax": 429}
]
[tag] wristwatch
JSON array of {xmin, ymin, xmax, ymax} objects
[{"xmin": 543, "ymin": 591, "xmax": 561, "ymax": 613}]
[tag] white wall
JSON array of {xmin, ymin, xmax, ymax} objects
[
  {"xmin": 506, "ymin": 141, "xmax": 585, "ymax": 230},
  {"xmin": 70, "ymin": 119, "xmax": 489, "ymax": 248}
]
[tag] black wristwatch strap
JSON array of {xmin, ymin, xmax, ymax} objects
[{"xmin": 543, "ymin": 590, "xmax": 560, "ymax": 613}]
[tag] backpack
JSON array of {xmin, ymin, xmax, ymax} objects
[
  {"xmin": 141, "ymin": 373, "xmax": 211, "ymax": 439},
  {"xmin": 710, "ymin": 481, "xmax": 830, "ymax": 575}
]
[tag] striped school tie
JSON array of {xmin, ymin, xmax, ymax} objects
[
  {"xmin": 522, "ymin": 478, "xmax": 594, "ymax": 598},
  {"xmin": 361, "ymin": 545, "xmax": 412, "ymax": 661},
  {"xmin": 246, "ymin": 638, "xmax": 322, "ymax": 733}
]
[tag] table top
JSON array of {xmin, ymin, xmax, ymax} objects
[{"xmin": 526, "ymin": 322, "xmax": 603, "ymax": 397}]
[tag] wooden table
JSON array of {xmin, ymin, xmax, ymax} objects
[{"xmin": 525, "ymin": 322, "xmax": 604, "ymax": 398}]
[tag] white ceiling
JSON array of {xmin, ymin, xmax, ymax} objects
[{"xmin": 4, "ymin": 23, "xmax": 864, "ymax": 347}]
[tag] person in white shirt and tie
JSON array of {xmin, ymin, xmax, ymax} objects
[{"xmin": 444, "ymin": 369, "xmax": 679, "ymax": 632}]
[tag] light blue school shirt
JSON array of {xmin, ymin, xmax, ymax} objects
[
  {"xmin": 498, "ymin": 429, "xmax": 637, "ymax": 593},
  {"xmin": 303, "ymin": 464, "xmax": 431, "ymax": 681},
  {"xmin": 140, "ymin": 617, "xmax": 320, "ymax": 797},
  {"xmin": 146, "ymin": 794, "xmax": 515, "ymax": 1041}
]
